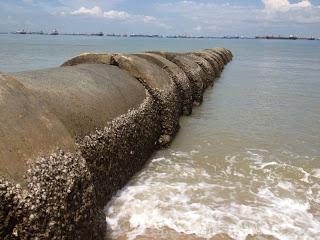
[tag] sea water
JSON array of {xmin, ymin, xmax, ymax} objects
[{"xmin": 1, "ymin": 35, "xmax": 319, "ymax": 240}]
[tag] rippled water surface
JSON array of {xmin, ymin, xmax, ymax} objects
[
  {"xmin": 104, "ymin": 39, "xmax": 320, "ymax": 240},
  {"xmin": 1, "ymin": 35, "xmax": 319, "ymax": 240}
]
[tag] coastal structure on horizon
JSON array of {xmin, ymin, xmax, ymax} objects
[
  {"xmin": 255, "ymin": 35, "xmax": 316, "ymax": 40},
  {"xmin": 5, "ymin": 30, "xmax": 320, "ymax": 40}
]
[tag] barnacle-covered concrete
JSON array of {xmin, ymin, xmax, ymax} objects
[
  {"xmin": 110, "ymin": 53, "xmax": 181, "ymax": 147},
  {"xmin": 184, "ymin": 53, "xmax": 215, "ymax": 89},
  {"xmin": 149, "ymin": 51, "xmax": 206, "ymax": 105},
  {"xmin": 0, "ymin": 73, "xmax": 75, "ymax": 185},
  {"xmin": 192, "ymin": 51, "xmax": 222, "ymax": 78},
  {"xmin": 0, "ymin": 48, "xmax": 232, "ymax": 239},
  {"xmin": 204, "ymin": 50, "xmax": 225, "ymax": 72},
  {"xmin": 134, "ymin": 53, "xmax": 193, "ymax": 116}
]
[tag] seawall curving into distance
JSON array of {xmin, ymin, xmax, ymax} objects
[{"xmin": 0, "ymin": 48, "xmax": 233, "ymax": 239}]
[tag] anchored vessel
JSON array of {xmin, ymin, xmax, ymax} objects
[
  {"xmin": 14, "ymin": 30, "xmax": 27, "ymax": 34},
  {"xmin": 50, "ymin": 29, "xmax": 59, "ymax": 35},
  {"xmin": 90, "ymin": 32, "xmax": 104, "ymax": 36},
  {"xmin": 256, "ymin": 35, "xmax": 316, "ymax": 40},
  {"xmin": 0, "ymin": 48, "xmax": 232, "ymax": 239}
]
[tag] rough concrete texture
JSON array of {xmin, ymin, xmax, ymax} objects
[
  {"xmin": 61, "ymin": 53, "xmax": 113, "ymax": 67},
  {"xmin": 78, "ymin": 96, "xmax": 161, "ymax": 207},
  {"xmin": 184, "ymin": 53, "xmax": 215, "ymax": 89},
  {"xmin": 15, "ymin": 150, "xmax": 104, "ymax": 240},
  {"xmin": 62, "ymin": 53, "xmax": 180, "ymax": 146},
  {"xmin": 0, "ymin": 48, "xmax": 232, "ymax": 239},
  {"xmin": 149, "ymin": 51, "xmax": 206, "ymax": 105},
  {"xmin": 0, "ymin": 177, "xmax": 21, "ymax": 239},
  {"xmin": 134, "ymin": 53, "xmax": 193, "ymax": 115},
  {"xmin": 171, "ymin": 55, "xmax": 206, "ymax": 105},
  {"xmin": 111, "ymin": 54, "xmax": 181, "ymax": 146},
  {"xmin": 203, "ymin": 50, "xmax": 225, "ymax": 71},
  {"xmin": 214, "ymin": 48, "xmax": 233, "ymax": 62},
  {"xmin": 206, "ymin": 48, "xmax": 229, "ymax": 65},
  {"xmin": 192, "ymin": 51, "xmax": 222, "ymax": 78},
  {"xmin": 0, "ymin": 73, "xmax": 76, "ymax": 185}
]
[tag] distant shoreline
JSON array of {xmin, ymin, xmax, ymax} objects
[{"xmin": 0, "ymin": 32, "xmax": 319, "ymax": 40}]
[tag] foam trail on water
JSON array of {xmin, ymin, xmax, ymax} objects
[{"xmin": 105, "ymin": 148, "xmax": 320, "ymax": 240}]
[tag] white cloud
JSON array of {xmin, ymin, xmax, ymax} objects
[
  {"xmin": 71, "ymin": 6, "xmax": 102, "ymax": 16},
  {"xmin": 67, "ymin": 6, "xmax": 169, "ymax": 28},
  {"xmin": 70, "ymin": 7, "xmax": 133, "ymax": 20},
  {"xmin": 103, "ymin": 10, "xmax": 130, "ymax": 20},
  {"xmin": 155, "ymin": 0, "xmax": 320, "ymax": 35},
  {"xmin": 261, "ymin": 0, "xmax": 320, "ymax": 24},
  {"xmin": 262, "ymin": 0, "xmax": 311, "ymax": 12},
  {"xmin": 143, "ymin": 16, "xmax": 156, "ymax": 23}
]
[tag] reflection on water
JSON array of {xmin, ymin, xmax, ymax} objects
[{"xmin": 105, "ymin": 40, "xmax": 320, "ymax": 240}]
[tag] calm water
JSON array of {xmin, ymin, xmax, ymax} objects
[{"xmin": 1, "ymin": 35, "xmax": 319, "ymax": 240}]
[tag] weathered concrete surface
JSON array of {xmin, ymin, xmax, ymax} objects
[
  {"xmin": 78, "ymin": 96, "xmax": 161, "ymax": 207},
  {"xmin": 111, "ymin": 54, "xmax": 181, "ymax": 146},
  {"xmin": 1, "ymin": 64, "xmax": 149, "ymax": 240},
  {"xmin": 203, "ymin": 49, "xmax": 225, "ymax": 71},
  {"xmin": 1, "ymin": 64, "xmax": 147, "ymax": 185},
  {"xmin": 61, "ymin": 53, "xmax": 113, "ymax": 67},
  {"xmin": 184, "ymin": 53, "xmax": 215, "ymax": 88},
  {"xmin": 0, "ymin": 48, "xmax": 232, "ymax": 239},
  {"xmin": 13, "ymin": 64, "xmax": 146, "ymax": 138},
  {"xmin": 134, "ymin": 53, "xmax": 193, "ymax": 115},
  {"xmin": 62, "ymin": 53, "xmax": 181, "ymax": 146},
  {"xmin": 149, "ymin": 51, "xmax": 206, "ymax": 105},
  {"xmin": 192, "ymin": 51, "xmax": 221, "ymax": 77},
  {"xmin": 0, "ymin": 74, "xmax": 75, "ymax": 184}
]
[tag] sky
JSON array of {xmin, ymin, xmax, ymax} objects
[{"xmin": 0, "ymin": 0, "xmax": 320, "ymax": 36}]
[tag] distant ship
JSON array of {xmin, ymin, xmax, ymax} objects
[
  {"xmin": 299, "ymin": 37, "xmax": 316, "ymax": 40},
  {"xmin": 15, "ymin": 29, "xmax": 27, "ymax": 34},
  {"xmin": 50, "ymin": 29, "xmax": 59, "ymax": 35},
  {"xmin": 256, "ymin": 35, "xmax": 315, "ymax": 41},
  {"xmin": 256, "ymin": 35, "xmax": 297, "ymax": 40},
  {"xmin": 223, "ymin": 36, "xmax": 240, "ymax": 39},
  {"xmin": 90, "ymin": 32, "xmax": 104, "ymax": 36}
]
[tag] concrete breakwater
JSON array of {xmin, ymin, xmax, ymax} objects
[{"xmin": 0, "ymin": 48, "xmax": 232, "ymax": 239}]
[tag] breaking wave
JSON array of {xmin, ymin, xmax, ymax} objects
[{"xmin": 105, "ymin": 148, "xmax": 320, "ymax": 240}]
